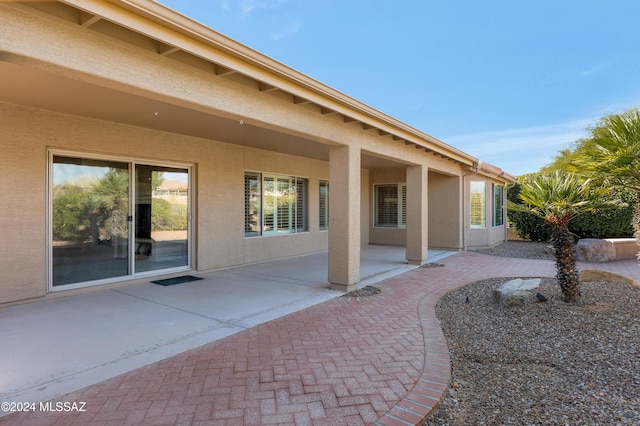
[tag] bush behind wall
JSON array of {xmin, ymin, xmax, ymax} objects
[{"xmin": 507, "ymin": 183, "xmax": 634, "ymax": 241}]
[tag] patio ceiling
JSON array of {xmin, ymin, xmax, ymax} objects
[
  {"xmin": 2, "ymin": 1, "xmax": 478, "ymax": 171},
  {"xmin": 0, "ymin": 57, "xmax": 406, "ymax": 169}
]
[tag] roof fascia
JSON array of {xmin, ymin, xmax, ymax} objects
[{"xmin": 58, "ymin": 0, "xmax": 476, "ymax": 165}]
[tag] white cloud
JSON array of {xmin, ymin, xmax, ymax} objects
[
  {"xmin": 225, "ymin": 0, "xmax": 300, "ymax": 41},
  {"xmin": 580, "ymin": 60, "xmax": 615, "ymax": 77},
  {"xmin": 444, "ymin": 118, "xmax": 596, "ymax": 176},
  {"xmin": 238, "ymin": 0, "xmax": 291, "ymax": 16},
  {"xmin": 271, "ymin": 20, "xmax": 302, "ymax": 41}
]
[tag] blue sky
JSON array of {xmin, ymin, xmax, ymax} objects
[{"xmin": 160, "ymin": 0, "xmax": 640, "ymax": 176}]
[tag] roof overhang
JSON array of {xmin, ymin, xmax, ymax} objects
[
  {"xmin": 56, "ymin": 0, "xmax": 478, "ymax": 167},
  {"xmin": 2, "ymin": 0, "xmax": 492, "ymax": 171}
]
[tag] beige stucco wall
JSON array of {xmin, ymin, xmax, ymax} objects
[
  {"xmin": 360, "ymin": 169, "xmax": 370, "ymax": 245},
  {"xmin": 464, "ymin": 175, "xmax": 508, "ymax": 249},
  {"xmin": 0, "ymin": 105, "xmax": 48, "ymax": 303},
  {"xmin": 367, "ymin": 168, "xmax": 465, "ymax": 249},
  {"xmin": 0, "ymin": 103, "xmax": 329, "ymax": 304},
  {"xmin": 0, "ymin": 2, "xmax": 514, "ymax": 304},
  {"xmin": 242, "ymin": 147, "xmax": 329, "ymax": 264},
  {"xmin": 368, "ymin": 168, "xmax": 407, "ymax": 246},
  {"xmin": 428, "ymin": 172, "xmax": 462, "ymax": 250},
  {"xmin": 467, "ymin": 227, "xmax": 507, "ymax": 249}
]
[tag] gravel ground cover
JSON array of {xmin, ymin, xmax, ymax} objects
[
  {"xmin": 424, "ymin": 241, "xmax": 640, "ymax": 425},
  {"xmin": 471, "ymin": 240, "xmax": 555, "ymax": 260}
]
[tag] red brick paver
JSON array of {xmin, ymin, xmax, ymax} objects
[{"xmin": 5, "ymin": 252, "xmax": 635, "ymax": 425}]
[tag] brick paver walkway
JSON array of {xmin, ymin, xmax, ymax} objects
[{"xmin": 3, "ymin": 252, "xmax": 636, "ymax": 425}]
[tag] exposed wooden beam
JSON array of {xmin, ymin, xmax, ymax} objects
[
  {"xmin": 321, "ymin": 107, "xmax": 338, "ymax": 115},
  {"xmin": 258, "ymin": 82, "xmax": 279, "ymax": 92},
  {"xmin": 157, "ymin": 42, "xmax": 179, "ymax": 56},
  {"xmin": 214, "ymin": 64, "xmax": 236, "ymax": 76},
  {"xmin": 80, "ymin": 12, "xmax": 101, "ymax": 27},
  {"xmin": 293, "ymin": 96, "xmax": 312, "ymax": 105}
]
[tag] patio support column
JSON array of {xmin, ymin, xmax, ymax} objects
[
  {"xmin": 328, "ymin": 144, "xmax": 361, "ymax": 291},
  {"xmin": 406, "ymin": 165, "xmax": 428, "ymax": 265}
]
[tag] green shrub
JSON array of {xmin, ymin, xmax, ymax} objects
[
  {"xmin": 507, "ymin": 182, "xmax": 634, "ymax": 241},
  {"xmin": 569, "ymin": 187, "xmax": 634, "ymax": 238},
  {"xmin": 507, "ymin": 182, "xmax": 551, "ymax": 241}
]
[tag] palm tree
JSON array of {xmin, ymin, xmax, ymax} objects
[
  {"xmin": 509, "ymin": 172, "xmax": 624, "ymax": 302},
  {"xmin": 81, "ymin": 194, "xmax": 106, "ymax": 245},
  {"xmin": 572, "ymin": 108, "xmax": 640, "ymax": 257},
  {"xmin": 92, "ymin": 168, "xmax": 129, "ymax": 238}
]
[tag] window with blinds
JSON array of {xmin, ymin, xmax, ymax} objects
[
  {"xmin": 374, "ymin": 183, "xmax": 406, "ymax": 228},
  {"xmin": 244, "ymin": 172, "xmax": 261, "ymax": 236},
  {"xmin": 401, "ymin": 184, "xmax": 407, "ymax": 227},
  {"xmin": 319, "ymin": 180, "xmax": 329, "ymax": 230},
  {"xmin": 295, "ymin": 178, "xmax": 307, "ymax": 232},
  {"xmin": 493, "ymin": 184, "xmax": 504, "ymax": 226},
  {"xmin": 470, "ymin": 181, "xmax": 486, "ymax": 228},
  {"xmin": 244, "ymin": 172, "xmax": 307, "ymax": 236}
]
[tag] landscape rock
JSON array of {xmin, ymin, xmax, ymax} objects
[
  {"xmin": 575, "ymin": 238, "xmax": 616, "ymax": 263},
  {"xmin": 492, "ymin": 278, "xmax": 541, "ymax": 307}
]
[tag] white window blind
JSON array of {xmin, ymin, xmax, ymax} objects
[
  {"xmin": 493, "ymin": 184, "xmax": 504, "ymax": 226},
  {"xmin": 245, "ymin": 172, "xmax": 307, "ymax": 236},
  {"xmin": 401, "ymin": 184, "xmax": 407, "ymax": 227},
  {"xmin": 244, "ymin": 172, "xmax": 261, "ymax": 236},
  {"xmin": 375, "ymin": 184, "xmax": 406, "ymax": 228},
  {"xmin": 319, "ymin": 180, "xmax": 329, "ymax": 230},
  {"xmin": 295, "ymin": 178, "xmax": 306, "ymax": 232},
  {"xmin": 470, "ymin": 181, "xmax": 486, "ymax": 228},
  {"xmin": 263, "ymin": 176, "xmax": 276, "ymax": 232}
]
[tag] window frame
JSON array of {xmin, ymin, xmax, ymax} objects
[
  {"xmin": 319, "ymin": 180, "xmax": 329, "ymax": 231},
  {"xmin": 374, "ymin": 183, "xmax": 407, "ymax": 228},
  {"xmin": 48, "ymin": 149, "xmax": 193, "ymax": 291},
  {"xmin": 244, "ymin": 172, "xmax": 308, "ymax": 237},
  {"xmin": 470, "ymin": 180, "xmax": 487, "ymax": 229},
  {"xmin": 493, "ymin": 184, "xmax": 504, "ymax": 227},
  {"xmin": 244, "ymin": 172, "xmax": 262, "ymax": 237}
]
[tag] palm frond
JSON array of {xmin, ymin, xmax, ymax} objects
[
  {"xmin": 574, "ymin": 108, "xmax": 640, "ymax": 189},
  {"xmin": 509, "ymin": 171, "xmax": 626, "ymax": 222}
]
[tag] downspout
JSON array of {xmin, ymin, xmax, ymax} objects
[{"xmin": 462, "ymin": 161, "xmax": 480, "ymax": 251}]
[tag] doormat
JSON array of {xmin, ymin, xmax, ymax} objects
[{"xmin": 151, "ymin": 275, "xmax": 203, "ymax": 286}]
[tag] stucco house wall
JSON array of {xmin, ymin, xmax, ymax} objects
[
  {"xmin": 464, "ymin": 170, "xmax": 510, "ymax": 249},
  {"xmin": 0, "ymin": 103, "xmax": 333, "ymax": 303},
  {"xmin": 0, "ymin": 0, "xmax": 515, "ymax": 305},
  {"xmin": 368, "ymin": 168, "xmax": 407, "ymax": 246},
  {"xmin": 428, "ymin": 172, "xmax": 462, "ymax": 250}
]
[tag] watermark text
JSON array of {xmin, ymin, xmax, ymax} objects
[{"xmin": 1, "ymin": 401, "xmax": 87, "ymax": 413}]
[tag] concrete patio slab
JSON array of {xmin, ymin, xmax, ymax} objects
[
  {"xmin": 3, "ymin": 252, "xmax": 638, "ymax": 425},
  {"xmin": 0, "ymin": 246, "xmax": 453, "ymax": 410}
]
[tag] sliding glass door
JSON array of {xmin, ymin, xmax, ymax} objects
[
  {"xmin": 50, "ymin": 154, "xmax": 190, "ymax": 288},
  {"xmin": 134, "ymin": 164, "xmax": 189, "ymax": 273}
]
